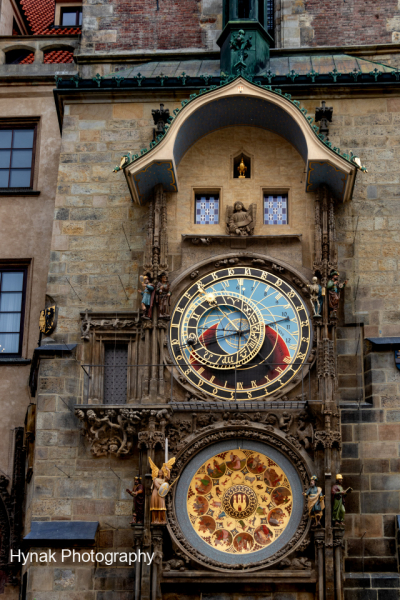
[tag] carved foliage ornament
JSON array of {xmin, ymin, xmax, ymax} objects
[{"xmin": 75, "ymin": 408, "xmax": 169, "ymax": 456}]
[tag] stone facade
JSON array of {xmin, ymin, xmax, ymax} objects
[{"xmin": 2, "ymin": 0, "xmax": 400, "ymax": 599}]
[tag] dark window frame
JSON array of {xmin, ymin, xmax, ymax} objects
[
  {"xmin": 60, "ymin": 7, "xmax": 83, "ymax": 26},
  {"xmin": 194, "ymin": 193, "xmax": 220, "ymax": 225},
  {"xmin": 103, "ymin": 342, "xmax": 128, "ymax": 405},
  {"xmin": 0, "ymin": 266, "xmax": 28, "ymax": 357},
  {"xmin": 0, "ymin": 123, "xmax": 38, "ymax": 190},
  {"xmin": 233, "ymin": 153, "xmax": 251, "ymax": 179}
]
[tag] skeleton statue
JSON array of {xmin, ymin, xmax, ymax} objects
[
  {"xmin": 307, "ymin": 276, "xmax": 323, "ymax": 317},
  {"xmin": 226, "ymin": 201, "xmax": 256, "ymax": 236}
]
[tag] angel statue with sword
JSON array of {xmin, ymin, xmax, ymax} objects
[{"xmin": 148, "ymin": 457, "xmax": 176, "ymax": 524}]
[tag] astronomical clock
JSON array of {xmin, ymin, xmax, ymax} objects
[
  {"xmin": 164, "ymin": 263, "xmax": 316, "ymax": 572},
  {"xmin": 169, "ymin": 266, "xmax": 312, "ymax": 401}
]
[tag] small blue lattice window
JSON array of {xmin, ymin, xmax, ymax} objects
[
  {"xmin": 195, "ymin": 194, "xmax": 219, "ymax": 225},
  {"xmin": 264, "ymin": 194, "xmax": 288, "ymax": 225}
]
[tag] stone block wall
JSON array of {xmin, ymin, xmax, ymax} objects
[
  {"xmin": 81, "ymin": 0, "xmax": 223, "ymax": 54},
  {"xmin": 344, "ymin": 574, "xmax": 400, "ymax": 600},
  {"xmin": 24, "ymin": 354, "xmax": 139, "ymax": 525},
  {"xmin": 299, "ymin": 94, "xmax": 400, "ymax": 342},
  {"xmin": 24, "ymin": 549, "xmax": 135, "ymax": 600},
  {"xmin": 276, "ymin": 0, "xmax": 400, "ymax": 48},
  {"xmin": 80, "ymin": 0, "xmax": 400, "ymax": 54},
  {"xmin": 341, "ymin": 396, "xmax": 400, "ymax": 573},
  {"xmin": 49, "ymin": 99, "xmax": 178, "ymax": 343}
]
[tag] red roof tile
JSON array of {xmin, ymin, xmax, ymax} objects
[
  {"xmin": 19, "ymin": 52, "xmax": 35, "ymax": 64},
  {"xmin": 44, "ymin": 49, "xmax": 74, "ymax": 63},
  {"xmin": 19, "ymin": 0, "xmax": 81, "ymax": 35}
]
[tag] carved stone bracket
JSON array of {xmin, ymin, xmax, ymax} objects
[
  {"xmin": 75, "ymin": 407, "xmax": 170, "ymax": 456},
  {"xmin": 314, "ymin": 430, "xmax": 341, "ymax": 451},
  {"xmin": 80, "ymin": 309, "xmax": 139, "ymax": 340},
  {"xmin": 166, "ymin": 408, "xmax": 316, "ymax": 456}
]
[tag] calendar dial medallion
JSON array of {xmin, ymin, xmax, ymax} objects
[{"xmin": 169, "ymin": 267, "xmax": 312, "ymax": 401}]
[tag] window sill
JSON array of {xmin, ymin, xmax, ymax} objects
[
  {"xmin": 0, "ymin": 358, "xmax": 31, "ymax": 365},
  {"xmin": 0, "ymin": 189, "xmax": 40, "ymax": 196}
]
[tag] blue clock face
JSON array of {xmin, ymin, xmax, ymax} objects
[{"xmin": 169, "ymin": 267, "xmax": 312, "ymax": 401}]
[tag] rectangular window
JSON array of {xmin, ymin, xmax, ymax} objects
[
  {"xmin": 266, "ymin": 0, "xmax": 274, "ymax": 36},
  {"xmin": 264, "ymin": 194, "xmax": 288, "ymax": 225},
  {"xmin": 195, "ymin": 194, "xmax": 220, "ymax": 225},
  {"xmin": 103, "ymin": 344, "xmax": 128, "ymax": 405},
  {"xmin": 0, "ymin": 127, "xmax": 36, "ymax": 189},
  {"xmin": 61, "ymin": 7, "xmax": 83, "ymax": 26},
  {"xmin": 0, "ymin": 268, "xmax": 26, "ymax": 356}
]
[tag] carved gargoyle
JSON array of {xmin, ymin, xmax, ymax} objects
[
  {"xmin": 278, "ymin": 556, "xmax": 312, "ymax": 570},
  {"xmin": 163, "ymin": 558, "xmax": 186, "ymax": 572},
  {"xmin": 226, "ymin": 201, "xmax": 256, "ymax": 236}
]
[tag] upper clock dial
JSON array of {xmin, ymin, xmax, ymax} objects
[{"xmin": 169, "ymin": 266, "xmax": 312, "ymax": 401}]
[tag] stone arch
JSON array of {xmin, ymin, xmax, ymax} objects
[{"xmin": 124, "ymin": 77, "xmax": 358, "ymax": 204}]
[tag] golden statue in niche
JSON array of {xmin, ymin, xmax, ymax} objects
[
  {"xmin": 186, "ymin": 448, "xmax": 292, "ymax": 554},
  {"xmin": 237, "ymin": 156, "xmax": 247, "ymax": 178}
]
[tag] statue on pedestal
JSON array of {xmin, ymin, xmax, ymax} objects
[
  {"xmin": 148, "ymin": 457, "xmax": 176, "ymax": 524},
  {"xmin": 332, "ymin": 474, "xmax": 352, "ymax": 527},
  {"xmin": 307, "ymin": 276, "xmax": 323, "ymax": 317},
  {"xmin": 139, "ymin": 274, "xmax": 155, "ymax": 320},
  {"xmin": 327, "ymin": 270, "xmax": 347, "ymax": 317},
  {"xmin": 303, "ymin": 475, "xmax": 325, "ymax": 527},
  {"xmin": 156, "ymin": 273, "xmax": 171, "ymax": 319},
  {"xmin": 126, "ymin": 476, "xmax": 144, "ymax": 525}
]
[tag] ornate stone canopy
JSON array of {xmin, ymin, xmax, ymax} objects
[{"xmin": 123, "ymin": 76, "xmax": 358, "ymax": 205}]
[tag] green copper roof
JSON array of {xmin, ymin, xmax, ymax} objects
[{"xmin": 108, "ymin": 54, "xmax": 395, "ymax": 79}]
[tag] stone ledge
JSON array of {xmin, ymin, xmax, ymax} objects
[{"xmin": 0, "ymin": 358, "xmax": 31, "ymax": 365}]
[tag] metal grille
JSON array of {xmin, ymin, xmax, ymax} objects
[
  {"xmin": 104, "ymin": 344, "xmax": 128, "ymax": 405},
  {"xmin": 266, "ymin": 0, "xmax": 274, "ymax": 35}
]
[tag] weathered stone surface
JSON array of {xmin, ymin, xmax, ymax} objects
[{"xmin": 361, "ymin": 492, "xmax": 400, "ymax": 514}]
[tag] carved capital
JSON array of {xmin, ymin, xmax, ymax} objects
[
  {"xmin": 138, "ymin": 430, "xmax": 165, "ymax": 450},
  {"xmin": 314, "ymin": 430, "xmax": 341, "ymax": 451}
]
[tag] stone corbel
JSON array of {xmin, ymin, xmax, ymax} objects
[{"xmin": 75, "ymin": 407, "xmax": 147, "ymax": 457}]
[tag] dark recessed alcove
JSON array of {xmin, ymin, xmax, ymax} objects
[{"xmin": 233, "ymin": 153, "xmax": 251, "ymax": 178}]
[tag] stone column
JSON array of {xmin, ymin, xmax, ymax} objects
[{"xmin": 314, "ymin": 530, "xmax": 325, "ymax": 600}]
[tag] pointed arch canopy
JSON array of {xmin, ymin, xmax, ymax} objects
[{"xmin": 124, "ymin": 77, "xmax": 357, "ymax": 205}]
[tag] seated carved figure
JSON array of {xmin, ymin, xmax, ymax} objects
[{"xmin": 226, "ymin": 201, "xmax": 256, "ymax": 236}]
